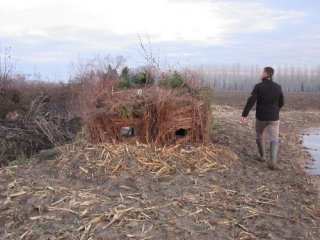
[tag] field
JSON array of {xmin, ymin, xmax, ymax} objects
[
  {"xmin": 213, "ymin": 91, "xmax": 320, "ymax": 111},
  {"xmin": 1, "ymin": 91, "xmax": 320, "ymax": 240}
]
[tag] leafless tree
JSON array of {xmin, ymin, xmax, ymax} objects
[{"xmin": 0, "ymin": 46, "xmax": 16, "ymax": 91}]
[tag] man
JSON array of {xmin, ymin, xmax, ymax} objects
[{"xmin": 240, "ymin": 67, "xmax": 284, "ymax": 170}]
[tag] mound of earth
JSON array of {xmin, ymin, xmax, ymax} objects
[
  {"xmin": 1, "ymin": 94, "xmax": 320, "ymax": 239},
  {"xmin": 53, "ymin": 140, "xmax": 238, "ymax": 181}
]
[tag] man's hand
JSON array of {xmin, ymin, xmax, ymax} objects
[{"xmin": 240, "ymin": 117, "xmax": 248, "ymax": 124}]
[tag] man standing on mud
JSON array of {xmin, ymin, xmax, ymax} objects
[{"xmin": 240, "ymin": 67, "xmax": 284, "ymax": 170}]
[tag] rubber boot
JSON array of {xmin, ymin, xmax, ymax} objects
[
  {"xmin": 268, "ymin": 141, "xmax": 279, "ymax": 170},
  {"xmin": 256, "ymin": 139, "xmax": 265, "ymax": 162}
]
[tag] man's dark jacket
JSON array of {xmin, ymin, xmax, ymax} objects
[{"xmin": 242, "ymin": 78, "xmax": 284, "ymax": 121}]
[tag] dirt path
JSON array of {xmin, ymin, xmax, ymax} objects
[{"xmin": 1, "ymin": 103, "xmax": 320, "ymax": 239}]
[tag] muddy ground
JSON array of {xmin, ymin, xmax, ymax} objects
[{"xmin": 1, "ymin": 91, "xmax": 320, "ymax": 240}]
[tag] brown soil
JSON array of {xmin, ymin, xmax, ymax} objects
[{"xmin": 1, "ymin": 91, "xmax": 320, "ymax": 240}]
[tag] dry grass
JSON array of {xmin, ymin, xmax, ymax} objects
[{"xmin": 54, "ymin": 138, "xmax": 239, "ymax": 179}]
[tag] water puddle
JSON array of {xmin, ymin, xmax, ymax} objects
[{"xmin": 303, "ymin": 129, "xmax": 320, "ymax": 175}]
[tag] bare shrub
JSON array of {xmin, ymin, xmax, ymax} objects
[
  {"xmin": 0, "ymin": 46, "xmax": 82, "ymax": 164},
  {"xmin": 70, "ymin": 55, "xmax": 126, "ymax": 118},
  {"xmin": 0, "ymin": 46, "xmax": 16, "ymax": 91}
]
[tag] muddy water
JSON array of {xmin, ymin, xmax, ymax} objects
[{"xmin": 303, "ymin": 129, "xmax": 320, "ymax": 175}]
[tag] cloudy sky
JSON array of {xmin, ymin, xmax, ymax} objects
[{"xmin": 0, "ymin": 0, "xmax": 319, "ymax": 80}]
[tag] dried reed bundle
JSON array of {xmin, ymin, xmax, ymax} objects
[
  {"xmin": 85, "ymin": 87, "xmax": 210, "ymax": 145},
  {"xmin": 155, "ymin": 90, "xmax": 210, "ymax": 145},
  {"xmin": 86, "ymin": 88, "xmax": 157, "ymax": 143}
]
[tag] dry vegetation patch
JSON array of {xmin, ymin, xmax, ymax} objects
[
  {"xmin": 54, "ymin": 139, "xmax": 239, "ymax": 180},
  {"xmin": 0, "ymin": 85, "xmax": 81, "ymax": 166}
]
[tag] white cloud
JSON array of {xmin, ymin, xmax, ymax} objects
[
  {"xmin": 0, "ymin": 0, "xmax": 303, "ymax": 45},
  {"xmin": 0, "ymin": 0, "xmax": 305, "ymax": 67},
  {"xmin": 19, "ymin": 50, "xmax": 69, "ymax": 63}
]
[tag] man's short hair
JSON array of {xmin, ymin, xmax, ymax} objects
[{"xmin": 264, "ymin": 67, "xmax": 274, "ymax": 77}]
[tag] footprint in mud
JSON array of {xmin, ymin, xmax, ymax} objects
[
  {"xmin": 242, "ymin": 149, "xmax": 252, "ymax": 159},
  {"xmin": 98, "ymin": 175, "xmax": 140, "ymax": 195}
]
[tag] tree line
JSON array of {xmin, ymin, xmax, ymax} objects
[{"xmin": 195, "ymin": 64, "xmax": 320, "ymax": 92}]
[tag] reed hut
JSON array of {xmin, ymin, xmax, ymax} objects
[
  {"xmin": 155, "ymin": 91, "xmax": 210, "ymax": 145},
  {"xmin": 85, "ymin": 88, "xmax": 210, "ymax": 145}
]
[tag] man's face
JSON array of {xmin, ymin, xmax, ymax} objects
[{"xmin": 261, "ymin": 71, "xmax": 269, "ymax": 78}]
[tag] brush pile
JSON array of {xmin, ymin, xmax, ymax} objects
[
  {"xmin": 0, "ymin": 86, "xmax": 81, "ymax": 166},
  {"xmin": 85, "ymin": 88, "xmax": 211, "ymax": 145},
  {"xmin": 0, "ymin": 120, "xmax": 49, "ymax": 165}
]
